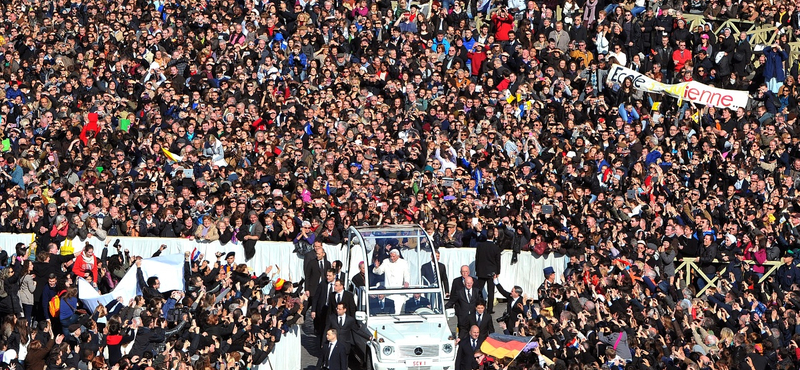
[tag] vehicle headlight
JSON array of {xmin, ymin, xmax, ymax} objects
[
  {"xmin": 382, "ymin": 345, "xmax": 394, "ymax": 356},
  {"xmin": 442, "ymin": 343, "xmax": 453, "ymax": 353}
]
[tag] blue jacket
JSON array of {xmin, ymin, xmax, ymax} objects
[
  {"xmin": 5, "ymin": 88, "xmax": 25, "ymax": 103},
  {"xmin": 59, "ymin": 296, "xmax": 78, "ymax": 320},
  {"xmin": 778, "ymin": 263, "xmax": 800, "ymax": 291},
  {"xmin": 763, "ymin": 48, "xmax": 788, "ymax": 80}
]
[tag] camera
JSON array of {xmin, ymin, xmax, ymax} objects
[
  {"xmin": 113, "ymin": 239, "xmax": 121, "ymax": 248},
  {"xmin": 496, "ymin": 312, "xmax": 510, "ymax": 323}
]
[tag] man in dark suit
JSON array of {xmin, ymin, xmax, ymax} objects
[
  {"xmin": 451, "ymin": 265, "xmax": 476, "ymax": 294},
  {"xmin": 468, "ymin": 300, "xmax": 494, "ymax": 341},
  {"xmin": 404, "ymin": 293, "xmax": 431, "ymax": 312},
  {"xmin": 475, "ymin": 227, "xmax": 502, "ymax": 314},
  {"xmin": 328, "ymin": 279, "xmax": 357, "ymax": 317},
  {"xmin": 324, "ymin": 302, "xmax": 361, "ymax": 350},
  {"xmin": 352, "ymin": 261, "xmax": 366, "ymax": 288},
  {"xmin": 304, "ymin": 245, "xmax": 330, "ymax": 302},
  {"xmin": 494, "ymin": 275, "xmax": 524, "ymax": 331},
  {"xmin": 446, "ymin": 276, "xmax": 479, "ymax": 334},
  {"xmin": 312, "ymin": 269, "xmax": 336, "ymax": 346},
  {"xmin": 421, "ymin": 249, "xmax": 450, "ymax": 295},
  {"xmin": 455, "ymin": 325, "xmax": 482, "ymax": 370},
  {"xmin": 317, "ymin": 328, "xmax": 348, "ymax": 370},
  {"xmin": 368, "ymin": 294, "xmax": 396, "ymax": 314}
]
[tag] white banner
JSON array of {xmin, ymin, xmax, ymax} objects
[
  {"xmin": 78, "ymin": 254, "xmax": 186, "ymax": 312},
  {"xmin": 607, "ymin": 64, "xmax": 749, "ymax": 108}
]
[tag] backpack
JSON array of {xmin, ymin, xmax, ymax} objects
[{"xmin": 48, "ymin": 290, "xmax": 65, "ymax": 318}]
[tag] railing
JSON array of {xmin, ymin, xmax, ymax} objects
[{"xmin": 676, "ymin": 258, "xmax": 783, "ymax": 296}]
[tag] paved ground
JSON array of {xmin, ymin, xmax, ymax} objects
[{"xmin": 298, "ymin": 302, "xmax": 504, "ymax": 370}]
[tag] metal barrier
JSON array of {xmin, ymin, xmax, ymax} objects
[{"xmin": 675, "ymin": 258, "xmax": 783, "ymax": 296}]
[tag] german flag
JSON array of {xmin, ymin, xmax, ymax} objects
[{"xmin": 479, "ymin": 334, "xmax": 534, "ymax": 359}]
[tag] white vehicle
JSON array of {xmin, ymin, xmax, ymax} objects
[{"xmin": 343, "ymin": 225, "xmax": 456, "ymax": 370}]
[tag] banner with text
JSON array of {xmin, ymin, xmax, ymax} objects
[{"xmin": 607, "ymin": 64, "xmax": 749, "ymax": 108}]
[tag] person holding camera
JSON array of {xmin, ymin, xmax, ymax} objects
[{"xmin": 493, "ymin": 274, "xmax": 524, "ymax": 331}]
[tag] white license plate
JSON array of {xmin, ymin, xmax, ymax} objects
[{"xmin": 406, "ymin": 360, "xmax": 429, "ymax": 366}]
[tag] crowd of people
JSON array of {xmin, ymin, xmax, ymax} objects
[{"xmin": 0, "ymin": 0, "xmax": 798, "ymax": 367}]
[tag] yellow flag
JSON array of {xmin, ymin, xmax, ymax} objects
[
  {"xmin": 506, "ymin": 94, "xmax": 516, "ymax": 104},
  {"xmin": 161, "ymin": 147, "xmax": 184, "ymax": 162},
  {"xmin": 651, "ymin": 102, "xmax": 661, "ymax": 111},
  {"xmin": 691, "ymin": 111, "xmax": 700, "ymax": 123}
]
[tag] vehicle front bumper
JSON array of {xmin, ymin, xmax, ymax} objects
[{"xmin": 372, "ymin": 358, "xmax": 455, "ymax": 370}]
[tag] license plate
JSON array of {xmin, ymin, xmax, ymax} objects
[{"xmin": 406, "ymin": 360, "xmax": 429, "ymax": 366}]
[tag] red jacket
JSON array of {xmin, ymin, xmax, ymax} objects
[
  {"xmin": 492, "ymin": 13, "xmax": 515, "ymax": 41},
  {"xmin": 467, "ymin": 50, "xmax": 487, "ymax": 76},
  {"xmin": 72, "ymin": 254, "xmax": 99, "ymax": 283},
  {"xmin": 672, "ymin": 49, "xmax": 692, "ymax": 72}
]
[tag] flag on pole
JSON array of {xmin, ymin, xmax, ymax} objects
[
  {"xmin": 651, "ymin": 102, "xmax": 661, "ymax": 111},
  {"xmin": 480, "ymin": 334, "xmax": 534, "ymax": 359},
  {"xmin": 162, "ymin": 148, "xmax": 184, "ymax": 162},
  {"xmin": 190, "ymin": 248, "xmax": 201, "ymax": 262},
  {"xmin": 691, "ymin": 111, "xmax": 700, "ymax": 123}
]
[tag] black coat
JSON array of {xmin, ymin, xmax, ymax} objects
[
  {"xmin": 304, "ymin": 258, "xmax": 331, "ymax": 296},
  {"xmin": 421, "ymin": 261, "xmax": 449, "ymax": 294},
  {"xmin": 455, "ymin": 335, "xmax": 483, "ymax": 370},
  {"xmin": 496, "ymin": 283, "xmax": 523, "ymax": 328},
  {"xmin": 446, "ymin": 286, "xmax": 479, "ymax": 325},
  {"xmin": 313, "ymin": 280, "xmax": 336, "ymax": 315},
  {"xmin": 451, "ymin": 275, "xmax": 477, "ymax": 293},
  {"xmin": 317, "ymin": 341, "xmax": 349, "ymax": 370},
  {"xmin": 468, "ymin": 311, "xmax": 495, "ymax": 341},
  {"xmin": 327, "ymin": 290, "xmax": 357, "ymax": 317},
  {"xmin": 135, "ymin": 267, "xmax": 163, "ymax": 301},
  {"xmin": 128, "ymin": 327, "xmax": 165, "ymax": 358},
  {"xmin": 324, "ymin": 314, "xmax": 361, "ymax": 349},
  {"xmin": 474, "ymin": 241, "xmax": 502, "ymax": 279}
]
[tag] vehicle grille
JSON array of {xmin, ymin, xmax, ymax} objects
[{"xmin": 399, "ymin": 345, "xmax": 439, "ymax": 357}]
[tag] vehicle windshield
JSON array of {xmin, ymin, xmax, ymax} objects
[
  {"xmin": 367, "ymin": 291, "xmax": 445, "ymax": 317},
  {"xmin": 358, "ymin": 227, "xmax": 438, "ymax": 290}
]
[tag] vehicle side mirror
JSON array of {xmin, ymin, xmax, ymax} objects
[
  {"xmin": 356, "ymin": 311, "xmax": 367, "ymax": 322},
  {"xmin": 446, "ymin": 308, "xmax": 455, "ymax": 318}
]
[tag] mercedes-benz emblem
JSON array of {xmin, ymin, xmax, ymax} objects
[{"xmin": 414, "ymin": 347, "xmax": 423, "ymax": 356}]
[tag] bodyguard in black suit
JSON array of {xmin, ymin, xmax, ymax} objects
[
  {"xmin": 446, "ymin": 276, "xmax": 479, "ymax": 334},
  {"xmin": 327, "ymin": 280, "xmax": 357, "ymax": 317},
  {"xmin": 468, "ymin": 300, "xmax": 495, "ymax": 341},
  {"xmin": 304, "ymin": 246, "xmax": 331, "ymax": 299},
  {"xmin": 494, "ymin": 277, "xmax": 524, "ymax": 330},
  {"xmin": 324, "ymin": 303, "xmax": 361, "ymax": 350},
  {"xmin": 421, "ymin": 249, "xmax": 450, "ymax": 294},
  {"xmin": 455, "ymin": 325, "xmax": 483, "ymax": 370},
  {"xmin": 317, "ymin": 329, "xmax": 349, "ymax": 370},
  {"xmin": 474, "ymin": 227, "xmax": 502, "ymax": 314},
  {"xmin": 312, "ymin": 269, "xmax": 336, "ymax": 346}
]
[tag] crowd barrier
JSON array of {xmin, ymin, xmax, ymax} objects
[
  {"xmin": 0, "ymin": 233, "xmax": 566, "ymax": 370},
  {"xmin": 676, "ymin": 257, "xmax": 783, "ymax": 296}
]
